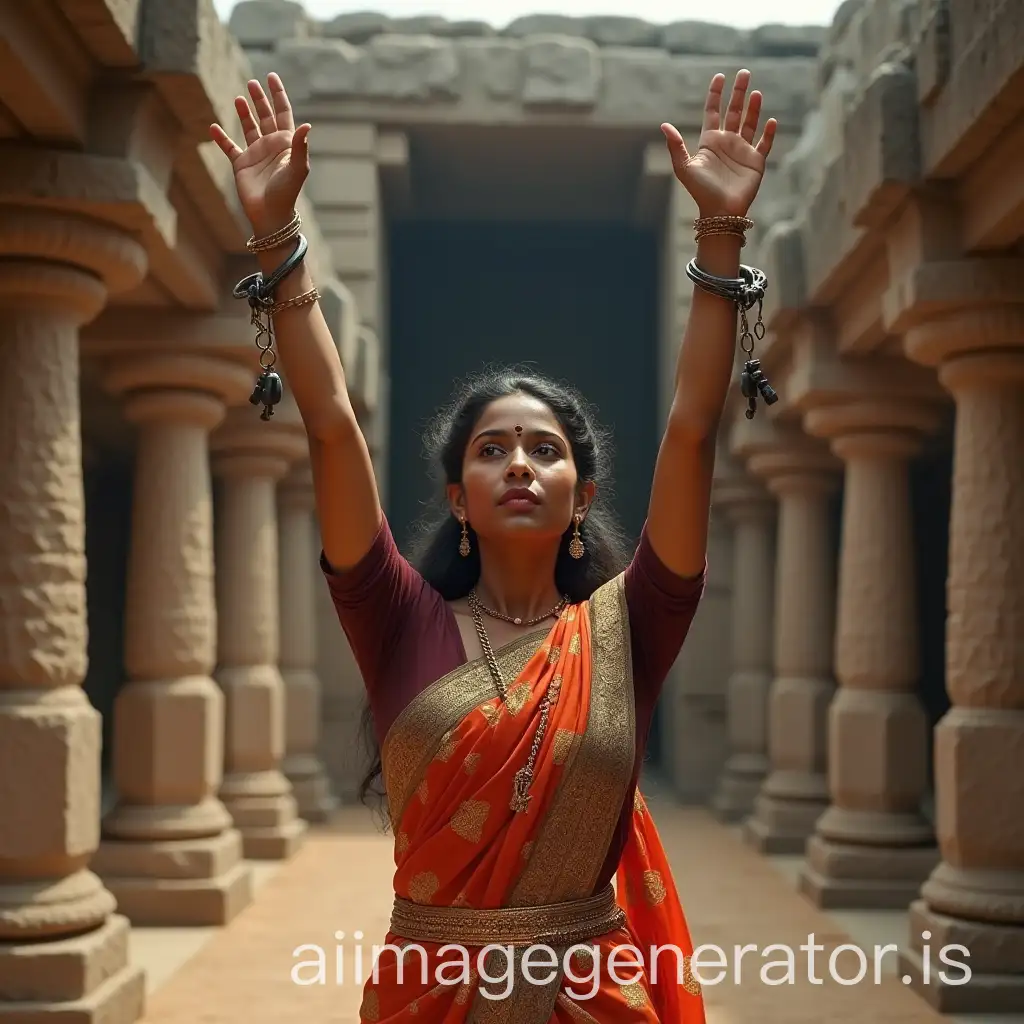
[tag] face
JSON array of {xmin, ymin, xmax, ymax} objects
[{"xmin": 448, "ymin": 393, "xmax": 595, "ymax": 547}]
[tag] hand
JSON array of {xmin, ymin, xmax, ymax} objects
[
  {"xmin": 210, "ymin": 74, "xmax": 311, "ymax": 237},
  {"xmin": 661, "ymin": 69, "xmax": 776, "ymax": 219}
]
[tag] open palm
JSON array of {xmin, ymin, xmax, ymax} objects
[
  {"xmin": 661, "ymin": 69, "xmax": 776, "ymax": 218},
  {"xmin": 210, "ymin": 74, "xmax": 311, "ymax": 237}
]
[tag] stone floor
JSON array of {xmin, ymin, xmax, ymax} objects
[{"xmin": 130, "ymin": 777, "xmax": 1023, "ymax": 1024}]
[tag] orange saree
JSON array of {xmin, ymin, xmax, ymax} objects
[{"xmin": 362, "ymin": 572, "xmax": 706, "ymax": 1023}]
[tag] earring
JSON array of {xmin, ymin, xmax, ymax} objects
[
  {"xmin": 459, "ymin": 517, "xmax": 471, "ymax": 558},
  {"xmin": 569, "ymin": 512, "xmax": 584, "ymax": 559}
]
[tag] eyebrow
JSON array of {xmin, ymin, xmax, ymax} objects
[{"xmin": 471, "ymin": 427, "xmax": 565, "ymax": 445}]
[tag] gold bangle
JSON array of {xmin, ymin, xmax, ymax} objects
[
  {"xmin": 247, "ymin": 211, "xmax": 301, "ymax": 253},
  {"xmin": 268, "ymin": 285, "xmax": 320, "ymax": 317},
  {"xmin": 694, "ymin": 214, "xmax": 753, "ymax": 247}
]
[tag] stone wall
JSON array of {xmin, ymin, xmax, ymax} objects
[{"xmin": 230, "ymin": 0, "xmax": 821, "ymax": 127}]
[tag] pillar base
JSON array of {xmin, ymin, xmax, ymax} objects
[
  {"xmin": 711, "ymin": 759, "xmax": 766, "ymax": 822},
  {"xmin": 0, "ymin": 914, "xmax": 145, "ymax": 1023},
  {"xmin": 742, "ymin": 791, "xmax": 826, "ymax": 854},
  {"xmin": 92, "ymin": 829, "xmax": 254, "ymax": 925},
  {"xmin": 221, "ymin": 769, "xmax": 308, "ymax": 858},
  {"xmin": 241, "ymin": 818, "xmax": 308, "ymax": 859},
  {"xmin": 798, "ymin": 834, "xmax": 940, "ymax": 909},
  {"xmin": 897, "ymin": 900, "xmax": 1024, "ymax": 1013},
  {"xmin": 290, "ymin": 771, "xmax": 340, "ymax": 823}
]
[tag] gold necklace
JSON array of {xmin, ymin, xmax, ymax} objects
[
  {"xmin": 468, "ymin": 588, "xmax": 568, "ymax": 627},
  {"xmin": 468, "ymin": 593, "xmax": 555, "ymax": 813}
]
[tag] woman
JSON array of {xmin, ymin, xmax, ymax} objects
[{"xmin": 211, "ymin": 67, "xmax": 775, "ymax": 1023}]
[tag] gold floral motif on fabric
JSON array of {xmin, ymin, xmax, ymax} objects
[
  {"xmin": 407, "ymin": 871, "xmax": 439, "ymax": 904},
  {"xmin": 360, "ymin": 988, "xmax": 380, "ymax": 1021},
  {"xmin": 643, "ymin": 869, "xmax": 666, "ymax": 906},
  {"xmin": 552, "ymin": 728, "xmax": 577, "ymax": 765},
  {"xmin": 619, "ymin": 981, "xmax": 649, "ymax": 1010},
  {"xmin": 450, "ymin": 799, "xmax": 490, "ymax": 843}
]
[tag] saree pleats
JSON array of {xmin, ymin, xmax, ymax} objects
[{"xmin": 365, "ymin": 574, "xmax": 706, "ymax": 1023}]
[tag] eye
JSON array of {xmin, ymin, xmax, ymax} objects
[
  {"xmin": 534, "ymin": 442, "xmax": 561, "ymax": 457},
  {"xmin": 479, "ymin": 443, "xmax": 505, "ymax": 457}
]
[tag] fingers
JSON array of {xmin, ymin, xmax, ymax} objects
[
  {"xmin": 210, "ymin": 123, "xmax": 243, "ymax": 162},
  {"xmin": 660, "ymin": 122, "xmax": 691, "ymax": 175},
  {"xmin": 268, "ymin": 73, "xmax": 295, "ymax": 131},
  {"xmin": 701, "ymin": 73, "xmax": 725, "ymax": 133},
  {"xmin": 234, "ymin": 95, "xmax": 261, "ymax": 146},
  {"xmin": 247, "ymin": 79, "xmax": 278, "ymax": 136},
  {"xmin": 722, "ymin": 69, "xmax": 750, "ymax": 133},
  {"xmin": 755, "ymin": 118, "xmax": 778, "ymax": 157},
  {"xmin": 740, "ymin": 90, "xmax": 762, "ymax": 143},
  {"xmin": 291, "ymin": 122, "xmax": 311, "ymax": 175}
]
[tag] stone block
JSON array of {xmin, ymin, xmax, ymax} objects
[
  {"xmin": 760, "ymin": 220, "xmax": 806, "ymax": 330},
  {"xmin": 228, "ymin": 0, "xmax": 313, "ymax": 49},
  {"xmin": 109, "ymin": 677, "xmax": 223, "ymax": 807},
  {"xmin": 0, "ymin": 915, "xmax": 145, "ymax": 1022},
  {"xmin": 584, "ymin": 17, "xmax": 661, "ymax": 48},
  {"xmin": 140, "ymin": 0, "xmax": 252, "ymax": 134},
  {"xmin": 104, "ymin": 860, "xmax": 253, "ymax": 926},
  {"xmin": 329, "ymin": 235, "xmax": 377, "ymax": 277},
  {"xmin": 323, "ymin": 11, "xmax": 391, "ymax": 43},
  {"xmin": 308, "ymin": 156, "xmax": 377, "ymax": 206},
  {"xmin": 660, "ymin": 21, "xmax": 745, "ymax": 55},
  {"xmin": 842, "ymin": 60, "xmax": 920, "ymax": 229},
  {"xmin": 219, "ymin": 665, "xmax": 285, "ymax": 768},
  {"xmin": 0, "ymin": 688, "xmax": 101, "ymax": 866},
  {"xmin": 826, "ymin": 690, "xmax": 929, "ymax": 813},
  {"xmin": 749, "ymin": 24, "xmax": 825, "ymax": 58},
  {"xmin": 307, "ymin": 123, "xmax": 377, "ymax": 157},
  {"xmin": 522, "ymin": 36, "xmax": 599, "ymax": 108},
  {"xmin": 363, "ymin": 34, "xmax": 461, "ymax": 101}
]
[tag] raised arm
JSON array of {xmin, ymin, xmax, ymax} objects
[
  {"xmin": 210, "ymin": 74, "xmax": 380, "ymax": 570},
  {"xmin": 644, "ymin": 70, "xmax": 776, "ymax": 578}
]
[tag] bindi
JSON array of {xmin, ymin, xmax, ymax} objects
[{"xmin": 514, "ymin": 424, "xmax": 523, "ymax": 435}]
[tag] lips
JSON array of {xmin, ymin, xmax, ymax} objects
[{"xmin": 499, "ymin": 487, "xmax": 540, "ymax": 505}]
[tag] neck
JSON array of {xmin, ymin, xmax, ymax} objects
[{"xmin": 474, "ymin": 540, "xmax": 563, "ymax": 621}]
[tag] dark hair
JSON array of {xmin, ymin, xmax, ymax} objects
[{"xmin": 355, "ymin": 365, "xmax": 632, "ymax": 819}]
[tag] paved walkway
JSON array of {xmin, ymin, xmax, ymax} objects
[{"xmin": 131, "ymin": 784, "xmax": 1005, "ymax": 1024}]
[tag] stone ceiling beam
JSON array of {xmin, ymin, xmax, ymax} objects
[
  {"xmin": 0, "ymin": 1, "xmax": 94, "ymax": 141},
  {"xmin": 53, "ymin": 0, "xmax": 143, "ymax": 67}
]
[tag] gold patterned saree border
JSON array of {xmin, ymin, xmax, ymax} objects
[
  {"xmin": 466, "ymin": 572, "xmax": 635, "ymax": 1024},
  {"xmin": 510, "ymin": 571, "xmax": 634, "ymax": 905},
  {"xmin": 381, "ymin": 629, "xmax": 548, "ymax": 827}
]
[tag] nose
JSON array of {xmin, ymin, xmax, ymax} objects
[{"xmin": 505, "ymin": 444, "xmax": 535, "ymax": 481}]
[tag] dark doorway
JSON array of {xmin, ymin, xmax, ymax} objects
[{"xmin": 386, "ymin": 220, "xmax": 660, "ymax": 554}]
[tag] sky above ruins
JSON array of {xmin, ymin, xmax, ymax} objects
[{"xmin": 215, "ymin": 0, "xmax": 845, "ymax": 29}]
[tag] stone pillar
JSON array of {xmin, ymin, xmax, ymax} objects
[
  {"xmin": 212, "ymin": 411, "xmax": 309, "ymax": 859},
  {"xmin": 897, "ymin": 316, "xmax": 1024, "ymax": 1012},
  {"xmin": 712, "ymin": 472, "xmax": 777, "ymax": 821},
  {"xmin": 743, "ymin": 438, "xmax": 841, "ymax": 853},
  {"xmin": 279, "ymin": 462, "xmax": 338, "ymax": 821},
  {"xmin": 799, "ymin": 399, "xmax": 942, "ymax": 908},
  {"xmin": 0, "ymin": 210, "xmax": 146, "ymax": 1019},
  {"xmin": 91, "ymin": 355, "xmax": 256, "ymax": 925}
]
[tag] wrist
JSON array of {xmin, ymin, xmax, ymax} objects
[{"xmin": 248, "ymin": 209, "xmax": 298, "ymax": 241}]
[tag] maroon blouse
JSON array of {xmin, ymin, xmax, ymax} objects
[{"xmin": 321, "ymin": 514, "xmax": 705, "ymax": 890}]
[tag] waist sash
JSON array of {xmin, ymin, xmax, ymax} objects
[{"xmin": 390, "ymin": 883, "xmax": 625, "ymax": 947}]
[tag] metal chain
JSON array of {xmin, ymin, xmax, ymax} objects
[
  {"xmin": 469, "ymin": 588, "xmax": 568, "ymax": 627},
  {"xmin": 468, "ymin": 591, "xmax": 556, "ymax": 813}
]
